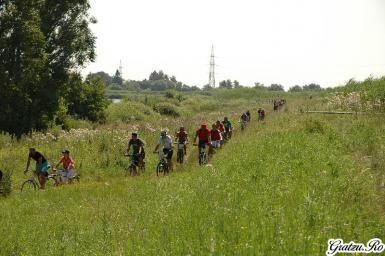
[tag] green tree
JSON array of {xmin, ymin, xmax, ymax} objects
[
  {"xmin": 268, "ymin": 84, "xmax": 285, "ymax": 91},
  {"xmin": 289, "ymin": 85, "xmax": 303, "ymax": 92},
  {"xmin": 111, "ymin": 69, "xmax": 123, "ymax": 86},
  {"xmin": 63, "ymin": 74, "xmax": 109, "ymax": 122},
  {"xmin": 0, "ymin": 0, "xmax": 96, "ymax": 137}
]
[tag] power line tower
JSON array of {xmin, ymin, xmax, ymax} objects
[{"xmin": 209, "ymin": 45, "xmax": 216, "ymax": 88}]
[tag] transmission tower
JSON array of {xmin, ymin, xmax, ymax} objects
[{"xmin": 209, "ymin": 45, "xmax": 216, "ymax": 88}]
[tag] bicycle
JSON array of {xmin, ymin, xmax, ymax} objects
[
  {"xmin": 125, "ymin": 154, "xmax": 145, "ymax": 176},
  {"xmin": 175, "ymin": 142, "xmax": 187, "ymax": 164},
  {"xmin": 240, "ymin": 120, "xmax": 247, "ymax": 131},
  {"xmin": 51, "ymin": 168, "xmax": 80, "ymax": 184},
  {"xmin": 193, "ymin": 143, "xmax": 209, "ymax": 166},
  {"xmin": 154, "ymin": 151, "xmax": 169, "ymax": 176},
  {"xmin": 20, "ymin": 169, "xmax": 58, "ymax": 192}
]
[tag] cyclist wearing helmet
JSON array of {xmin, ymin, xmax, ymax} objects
[
  {"xmin": 127, "ymin": 132, "xmax": 145, "ymax": 169},
  {"xmin": 55, "ymin": 149, "xmax": 76, "ymax": 181},
  {"xmin": 194, "ymin": 123, "xmax": 211, "ymax": 156},
  {"xmin": 175, "ymin": 127, "xmax": 188, "ymax": 155},
  {"xmin": 154, "ymin": 130, "xmax": 174, "ymax": 171}
]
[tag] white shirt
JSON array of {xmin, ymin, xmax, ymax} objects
[{"xmin": 158, "ymin": 135, "xmax": 173, "ymax": 149}]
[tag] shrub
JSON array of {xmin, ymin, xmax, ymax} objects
[
  {"xmin": 0, "ymin": 169, "xmax": 12, "ymax": 197},
  {"xmin": 304, "ymin": 118, "xmax": 325, "ymax": 134},
  {"xmin": 153, "ymin": 103, "xmax": 181, "ymax": 117}
]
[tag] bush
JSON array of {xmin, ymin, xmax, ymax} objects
[
  {"xmin": 0, "ymin": 169, "xmax": 12, "ymax": 197},
  {"xmin": 107, "ymin": 100, "xmax": 160, "ymax": 123},
  {"xmin": 153, "ymin": 102, "xmax": 181, "ymax": 117},
  {"xmin": 304, "ymin": 118, "xmax": 325, "ymax": 134}
]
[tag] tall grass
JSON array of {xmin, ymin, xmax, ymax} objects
[{"xmin": 1, "ymin": 101, "xmax": 385, "ymax": 255}]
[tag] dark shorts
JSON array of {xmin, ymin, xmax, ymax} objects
[
  {"xmin": 163, "ymin": 148, "xmax": 173, "ymax": 160},
  {"xmin": 198, "ymin": 140, "xmax": 209, "ymax": 149},
  {"xmin": 36, "ymin": 171, "xmax": 49, "ymax": 177}
]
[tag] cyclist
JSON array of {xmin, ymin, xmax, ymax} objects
[
  {"xmin": 127, "ymin": 132, "xmax": 145, "ymax": 174},
  {"xmin": 222, "ymin": 117, "xmax": 233, "ymax": 139},
  {"xmin": 25, "ymin": 148, "xmax": 49, "ymax": 190},
  {"xmin": 54, "ymin": 149, "xmax": 76, "ymax": 183},
  {"xmin": 175, "ymin": 126, "xmax": 188, "ymax": 155},
  {"xmin": 194, "ymin": 123, "xmax": 212, "ymax": 158},
  {"xmin": 211, "ymin": 124, "xmax": 222, "ymax": 149},
  {"xmin": 154, "ymin": 130, "xmax": 174, "ymax": 171},
  {"xmin": 240, "ymin": 112, "xmax": 248, "ymax": 129},
  {"xmin": 246, "ymin": 110, "xmax": 251, "ymax": 122},
  {"xmin": 273, "ymin": 100, "xmax": 279, "ymax": 111},
  {"xmin": 258, "ymin": 108, "xmax": 266, "ymax": 121}
]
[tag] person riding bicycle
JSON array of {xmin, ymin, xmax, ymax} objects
[
  {"xmin": 154, "ymin": 130, "xmax": 174, "ymax": 171},
  {"xmin": 246, "ymin": 110, "xmax": 251, "ymax": 122},
  {"xmin": 25, "ymin": 148, "xmax": 49, "ymax": 190},
  {"xmin": 273, "ymin": 100, "xmax": 279, "ymax": 111},
  {"xmin": 222, "ymin": 117, "xmax": 233, "ymax": 139},
  {"xmin": 127, "ymin": 132, "xmax": 145, "ymax": 169},
  {"xmin": 194, "ymin": 123, "xmax": 212, "ymax": 157},
  {"xmin": 258, "ymin": 108, "xmax": 266, "ymax": 121},
  {"xmin": 175, "ymin": 126, "xmax": 188, "ymax": 155},
  {"xmin": 211, "ymin": 124, "xmax": 222, "ymax": 149},
  {"xmin": 54, "ymin": 149, "xmax": 76, "ymax": 182}
]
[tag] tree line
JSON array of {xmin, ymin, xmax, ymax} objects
[{"xmin": 89, "ymin": 70, "xmax": 200, "ymax": 92}]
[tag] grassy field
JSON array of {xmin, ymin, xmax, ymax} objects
[{"xmin": 1, "ymin": 90, "xmax": 384, "ymax": 255}]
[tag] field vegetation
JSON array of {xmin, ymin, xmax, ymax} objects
[{"xmin": 1, "ymin": 83, "xmax": 385, "ymax": 255}]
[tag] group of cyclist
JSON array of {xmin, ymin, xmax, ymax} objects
[
  {"xmin": 22, "ymin": 107, "xmax": 267, "ymax": 188},
  {"xmin": 126, "ymin": 111, "xmax": 260, "ymax": 174}
]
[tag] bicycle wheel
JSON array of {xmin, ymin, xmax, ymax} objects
[
  {"xmin": 46, "ymin": 175, "xmax": 58, "ymax": 188},
  {"xmin": 156, "ymin": 163, "xmax": 164, "ymax": 177},
  {"xmin": 70, "ymin": 175, "xmax": 80, "ymax": 184},
  {"xmin": 164, "ymin": 162, "xmax": 169, "ymax": 175},
  {"xmin": 177, "ymin": 150, "xmax": 184, "ymax": 164},
  {"xmin": 21, "ymin": 180, "xmax": 36, "ymax": 192},
  {"xmin": 199, "ymin": 153, "xmax": 205, "ymax": 166},
  {"xmin": 139, "ymin": 162, "xmax": 145, "ymax": 174}
]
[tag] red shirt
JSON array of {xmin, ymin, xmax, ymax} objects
[
  {"xmin": 59, "ymin": 156, "xmax": 75, "ymax": 169},
  {"xmin": 196, "ymin": 128, "xmax": 211, "ymax": 141},
  {"xmin": 211, "ymin": 129, "xmax": 222, "ymax": 141},
  {"xmin": 217, "ymin": 123, "xmax": 225, "ymax": 132}
]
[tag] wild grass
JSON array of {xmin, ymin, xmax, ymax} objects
[{"xmin": 1, "ymin": 96, "xmax": 385, "ymax": 255}]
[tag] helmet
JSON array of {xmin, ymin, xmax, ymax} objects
[{"xmin": 161, "ymin": 130, "xmax": 167, "ymax": 137}]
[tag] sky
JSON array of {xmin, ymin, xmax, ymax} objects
[{"xmin": 85, "ymin": 0, "xmax": 385, "ymax": 89}]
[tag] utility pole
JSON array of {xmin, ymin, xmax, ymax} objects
[{"xmin": 209, "ymin": 45, "xmax": 216, "ymax": 88}]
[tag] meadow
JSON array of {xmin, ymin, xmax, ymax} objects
[{"xmin": 1, "ymin": 88, "xmax": 384, "ymax": 255}]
